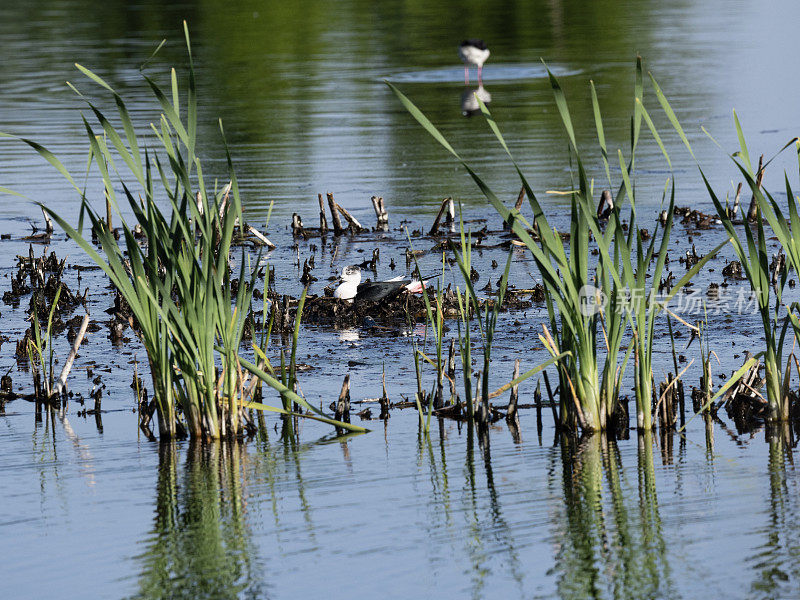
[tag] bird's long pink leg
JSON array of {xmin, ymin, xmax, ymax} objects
[
  {"xmin": 478, "ymin": 65, "xmax": 483, "ymax": 86},
  {"xmin": 464, "ymin": 65, "xmax": 469, "ymax": 85}
]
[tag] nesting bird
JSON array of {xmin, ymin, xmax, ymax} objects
[
  {"xmin": 333, "ymin": 265, "xmax": 363, "ymax": 301},
  {"xmin": 458, "ymin": 39, "xmax": 490, "ymax": 85},
  {"xmin": 332, "ymin": 265, "xmax": 428, "ymax": 303}
]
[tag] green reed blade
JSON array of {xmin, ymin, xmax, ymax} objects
[
  {"xmin": 636, "ymin": 99, "xmax": 672, "ymax": 170},
  {"xmin": 648, "ymin": 73, "xmax": 695, "ymax": 159},
  {"xmin": 633, "ymin": 56, "xmax": 644, "ymax": 151},
  {"xmin": 238, "ymin": 355, "xmax": 368, "ymax": 432},
  {"xmin": 0, "ymin": 133, "xmax": 81, "ymax": 193},
  {"xmin": 732, "ymin": 110, "xmax": 753, "ymax": 173},
  {"xmin": 543, "ymin": 61, "xmax": 578, "ymax": 153},
  {"xmin": 590, "ymin": 80, "xmax": 612, "ymax": 186},
  {"xmin": 244, "ymin": 401, "xmax": 369, "ymax": 433},
  {"xmin": 488, "ymin": 351, "xmax": 569, "ymax": 398}
]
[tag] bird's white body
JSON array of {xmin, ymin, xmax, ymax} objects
[
  {"xmin": 458, "ymin": 40, "xmax": 490, "ymax": 85},
  {"xmin": 458, "ymin": 45, "xmax": 490, "ymax": 68},
  {"xmin": 333, "ymin": 265, "xmax": 362, "ymax": 301}
]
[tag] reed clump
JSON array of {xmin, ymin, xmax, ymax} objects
[
  {"xmin": 651, "ymin": 84, "xmax": 800, "ymax": 423},
  {"xmin": 5, "ymin": 24, "xmax": 364, "ymax": 439},
  {"xmin": 388, "ymin": 59, "xmax": 725, "ymax": 432}
]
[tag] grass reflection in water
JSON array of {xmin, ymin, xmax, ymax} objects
[
  {"xmin": 131, "ymin": 442, "xmax": 265, "ymax": 600},
  {"xmin": 551, "ymin": 433, "xmax": 674, "ymax": 600}
]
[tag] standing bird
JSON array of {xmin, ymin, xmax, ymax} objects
[{"xmin": 458, "ymin": 39, "xmax": 490, "ymax": 85}]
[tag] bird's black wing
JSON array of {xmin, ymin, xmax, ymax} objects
[
  {"xmin": 355, "ymin": 281, "xmax": 410, "ymax": 302},
  {"xmin": 460, "ymin": 39, "xmax": 487, "ymax": 50}
]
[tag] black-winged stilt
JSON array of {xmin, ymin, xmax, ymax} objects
[
  {"xmin": 458, "ymin": 39, "xmax": 490, "ymax": 85},
  {"xmin": 333, "ymin": 265, "xmax": 429, "ymax": 302}
]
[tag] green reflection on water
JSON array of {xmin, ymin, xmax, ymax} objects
[
  {"xmin": 551, "ymin": 433, "xmax": 674, "ymax": 600},
  {"xmin": 0, "ymin": 0, "xmax": 677, "ymax": 222},
  {"xmin": 130, "ymin": 442, "xmax": 266, "ymax": 600},
  {"xmin": 749, "ymin": 425, "xmax": 800, "ymax": 599}
]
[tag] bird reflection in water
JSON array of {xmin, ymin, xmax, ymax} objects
[
  {"xmin": 461, "ymin": 85, "xmax": 492, "ymax": 117},
  {"xmin": 338, "ymin": 328, "xmax": 360, "ymax": 343}
]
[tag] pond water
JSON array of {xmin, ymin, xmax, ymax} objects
[
  {"xmin": 6, "ymin": 408, "xmax": 800, "ymax": 599},
  {"xmin": 2, "ymin": 0, "xmax": 800, "ymax": 598}
]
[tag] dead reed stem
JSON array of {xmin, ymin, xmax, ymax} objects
[
  {"xmin": 429, "ymin": 197, "xmax": 453, "ymax": 235},
  {"xmin": 327, "ymin": 193, "xmax": 345, "ymax": 235},
  {"xmin": 52, "ymin": 313, "xmax": 89, "ymax": 399},
  {"xmin": 318, "ymin": 193, "xmax": 329, "ymax": 234}
]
